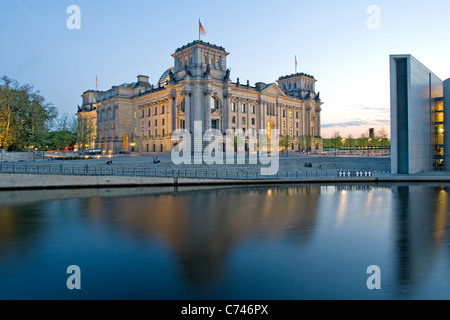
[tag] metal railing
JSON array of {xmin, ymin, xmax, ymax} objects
[{"xmin": 0, "ymin": 164, "xmax": 386, "ymax": 181}]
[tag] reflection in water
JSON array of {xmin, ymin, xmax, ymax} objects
[
  {"xmin": 0, "ymin": 184, "xmax": 449, "ymax": 299},
  {"xmin": 393, "ymin": 185, "xmax": 450, "ymax": 295},
  {"xmin": 87, "ymin": 186, "xmax": 322, "ymax": 291}
]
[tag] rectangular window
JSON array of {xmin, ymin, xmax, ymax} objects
[
  {"xmin": 232, "ymin": 103, "xmax": 236, "ymax": 112},
  {"xmin": 162, "ymin": 118, "xmax": 165, "ymax": 126},
  {"xmin": 242, "ymin": 117, "xmax": 246, "ymax": 125},
  {"xmin": 232, "ymin": 116, "xmax": 236, "ymax": 124},
  {"xmin": 252, "ymin": 118, "xmax": 255, "ymax": 125},
  {"xmin": 161, "ymin": 106, "xmax": 165, "ymax": 114},
  {"xmin": 162, "ymin": 129, "xmax": 165, "ymax": 136},
  {"xmin": 148, "ymin": 108, "xmax": 151, "ymax": 117},
  {"xmin": 155, "ymin": 119, "xmax": 158, "ymax": 126},
  {"xmin": 296, "ymin": 111, "xmax": 299, "ymax": 119},
  {"xmin": 252, "ymin": 105, "xmax": 255, "ymax": 114},
  {"xmin": 155, "ymin": 129, "xmax": 157, "ymax": 137},
  {"xmin": 283, "ymin": 121, "xmax": 285, "ymax": 127},
  {"xmin": 141, "ymin": 110, "xmax": 144, "ymax": 118},
  {"xmin": 155, "ymin": 107, "xmax": 158, "ymax": 115},
  {"xmin": 134, "ymin": 111, "xmax": 137, "ymax": 119},
  {"xmin": 242, "ymin": 104, "xmax": 246, "ymax": 113},
  {"xmin": 149, "ymin": 120, "xmax": 151, "ymax": 127}
]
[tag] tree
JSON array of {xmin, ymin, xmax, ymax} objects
[
  {"xmin": 297, "ymin": 135, "xmax": 313, "ymax": 153},
  {"xmin": 332, "ymin": 131, "xmax": 343, "ymax": 156},
  {"xmin": 356, "ymin": 132, "xmax": 369, "ymax": 154},
  {"xmin": 0, "ymin": 76, "xmax": 57, "ymax": 151},
  {"xmin": 47, "ymin": 113, "xmax": 77, "ymax": 151},
  {"xmin": 279, "ymin": 135, "xmax": 291, "ymax": 156},
  {"xmin": 375, "ymin": 127, "xmax": 390, "ymax": 155},
  {"xmin": 75, "ymin": 116, "xmax": 96, "ymax": 151},
  {"xmin": 344, "ymin": 134, "xmax": 354, "ymax": 154}
]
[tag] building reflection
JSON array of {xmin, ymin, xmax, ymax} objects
[
  {"xmin": 83, "ymin": 186, "xmax": 322, "ymax": 291},
  {"xmin": 393, "ymin": 185, "xmax": 449, "ymax": 294}
]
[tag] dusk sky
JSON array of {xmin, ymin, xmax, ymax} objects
[{"xmin": 2, "ymin": 0, "xmax": 450, "ymax": 138}]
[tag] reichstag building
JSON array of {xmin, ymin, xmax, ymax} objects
[{"xmin": 77, "ymin": 40, "xmax": 324, "ymax": 154}]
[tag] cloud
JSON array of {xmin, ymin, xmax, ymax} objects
[
  {"xmin": 322, "ymin": 119, "xmax": 390, "ymax": 128},
  {"xmin": 15, "ymin": 0, "xmax": 38, "ymax": 22}
]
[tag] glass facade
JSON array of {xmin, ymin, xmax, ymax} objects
[{"xmin": 434, "ymin": 98, "xmax": 444, "ymax": 169}]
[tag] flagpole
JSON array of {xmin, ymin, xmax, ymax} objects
[
  {"xmin": 199, "ymin": 19, "xmax": 200, "ymax": 41},
  {"xmin": 295, "ymin": 56, "xmax": 297, "ymax": 74}
]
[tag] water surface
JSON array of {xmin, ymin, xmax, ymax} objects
[{"xmin": 0, "ymin": 184, "xmax": 449, "ymax": 300}]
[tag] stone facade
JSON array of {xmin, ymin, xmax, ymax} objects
[{"xmin": 78, "ymin": 41, "xmax": 323, "ymax": 154}]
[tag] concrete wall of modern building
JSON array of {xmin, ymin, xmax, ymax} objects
[
  {"xmin": 444, "ymin": 79, "xmax": 450, "ymax": 170},
  {"xmin": 390, "ymin": 55, "xmax": 443, "ymax": 174}
]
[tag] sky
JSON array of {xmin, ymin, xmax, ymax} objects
[{"xmin": 1, "ymin": 0, "xmax": 450, "ymax": 138}]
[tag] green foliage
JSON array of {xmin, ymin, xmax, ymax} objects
[
  {"xmin": 323, "ymin": 128, "xmax": 391, "ymax": 150},
  {"xmin": 279, "ymin": 135, "xmax": 291, "ymax": 150},
  {"xmin": 0, "ymin": 76, "xmax": 57, "ymax": 151},
  {"xmin": 296, "ymin": 135, "xmax": 313, "ymax": 151}
]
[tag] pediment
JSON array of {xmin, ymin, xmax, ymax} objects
[
  {"xmin": 211, "ymin": 109, "xmax": 222, "ymax": 117},
  {"xmin": 261, "ymin": 83, "xmax": 287, "ymax": 97}
]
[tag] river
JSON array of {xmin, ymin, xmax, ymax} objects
[{"xmin": 0, "ymin": 183, "xmax": 449, "ymax": 300}]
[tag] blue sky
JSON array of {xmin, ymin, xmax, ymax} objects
[{"xmin": 1, "ymin": 0, "xmax": 450, "ymax": 138}]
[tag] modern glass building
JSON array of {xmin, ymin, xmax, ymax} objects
[{"xmin": 390, "ymin": 54, "xmax": 450, "ymax": 174}]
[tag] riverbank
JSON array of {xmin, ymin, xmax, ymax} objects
[{"xmin": 1, "ymin": 171, "xmax": 450, "ymax": 190}]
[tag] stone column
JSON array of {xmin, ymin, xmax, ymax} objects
[
  {"xmin": 169, "ymin": 94, "xmax": 176, "ymax": 135},
  {"xmin": 224, "ymin": 93, "xmax": 231, "ymax": 134},
  {"xmin": 182, "ymin": 90, "xmax": 191, "ymax": 132},
  {"xmin": 237, "ymin": 99, "xmax": 241, "ymax": 130},
  {"xmin": 315, "ymin": 107, "xmax": 321, "ymax": 137},
  {"xmin": 302, "ymin": 104, "xmax": 306, "ymax": 136},
  {"xmin": 204, "ymin": 89, "xmax": 212, "ymax": 131},
  {"xmin": 194, "ymin": 82, "xmax": 202, "ymax": 128}
]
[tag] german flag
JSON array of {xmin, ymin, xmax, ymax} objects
[{"xmin": 199, "ymin": 20, "xmax": 206, "ymax": 38}]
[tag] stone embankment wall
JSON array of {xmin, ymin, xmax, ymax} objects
[{"xmin": 0, "ymin": 150, "xmax": 33, "ymax": 162}]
